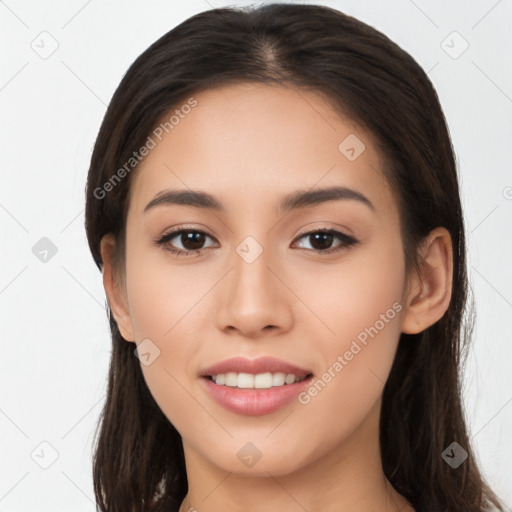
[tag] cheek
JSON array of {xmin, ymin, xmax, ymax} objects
[
  {"xmin": 124, "ymin": 239, "xmax": 210, "ymax": 339},
  {"xmin": 291, "ymin": 232, "xmax": 406, "ymax": 344},
  {"xmin": 123, "ymin": 242, "xmax": 215, "ymax": 424},
  {"xmin": 292, "ymin": 240, "xmax": 405, "ymax": 420}
]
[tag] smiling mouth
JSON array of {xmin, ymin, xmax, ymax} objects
[{"xmin": 203, "ymin": 372, "xmax": 314, "ymax": 389}]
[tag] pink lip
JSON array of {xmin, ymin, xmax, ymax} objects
[
  {"xmin": 198, "ymin": 356, "xmax": 314, "ymax": 416},
  {"xmin": 200, "ymin": 375, "xmax": 314, "ymax": 416},
  {"xmin": 199, "ymin": 356, "xmax": 313, "ymax": 378}
]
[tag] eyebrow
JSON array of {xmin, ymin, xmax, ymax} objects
[{"xmin": 143, "ymin": 186, "xmax": 375, "ymax": 214}]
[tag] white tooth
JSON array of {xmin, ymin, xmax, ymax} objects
[
  {"xmin": 225, "ymin": 372, "xmax": 238, "ymax": 387},
  {"xmin": 285, "ymin": 373, "xmax": 296, "ymax": 385},
  {"xmin": 272, "ymin": 372, "xmax": 286, "ymax": 386},
  {"xmin": 254, "ymin": 372, "xmax": 273, "ymax": 389},
  {"xmin": 237, "ymin": 372, "xmax": 254, "ymax": 388},
  {"xmin": 212, "ymin": 372, "xmax": 302, "ymax": 388}
]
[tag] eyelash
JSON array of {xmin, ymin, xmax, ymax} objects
[{"xmin": 153, "ymin": 225, "xmax": 359, "ymax": 257}]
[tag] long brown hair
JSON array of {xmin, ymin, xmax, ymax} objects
[{"xmin": 84, "ymin": 4, "xmax": 506, "ymax": 511}]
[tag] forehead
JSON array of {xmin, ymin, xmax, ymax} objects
[{"xmin": 128, "ymin": 82, "xmax": 396, "ymax": 217}]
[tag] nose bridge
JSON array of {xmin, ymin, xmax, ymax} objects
[
  {"xmin": 231, "ymin": 234, "xmax": 278, "ymax": 307},
  {"xmin": 216, "ymin": 233, "xmax": 292, "ymax": 335}
]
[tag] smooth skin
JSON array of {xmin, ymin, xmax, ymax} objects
[{"xmin": 100, "ymin": 83, "xmax": 453, "ymax": 512}]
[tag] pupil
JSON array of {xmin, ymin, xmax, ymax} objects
[
  {"xmin": 178, "ymin": 232, "xmax": 334, "ymax": 251},
  {"xmin": 311, "ymin": 233, "xmax": 333, "ymax": 250},
  {"xmin": 182, "ymin": 232, "xmax": 205, "ymax": 250}
]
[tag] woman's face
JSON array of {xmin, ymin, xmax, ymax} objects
[{"xmin": 111, "ymin": 83, "xmax": 414, "ymax": 476}]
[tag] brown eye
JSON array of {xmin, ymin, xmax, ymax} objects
[
  {"xmin": 178, "ymin": 231, "xmax": 207, "ymax": 250},
  {"xmin": 155, "ymin": 228, "xmax": 218, "ymax": 256},
  {"xmin": 308, "ymin": 232, "xmax": 335, "ymax": 251},
  {"xmin": 293, "ymin": 229, "xmax": 358, "ymax": 253},
  {"xmin": 155, "ymin": 226, "xmax": 358, "ymax": 257}
]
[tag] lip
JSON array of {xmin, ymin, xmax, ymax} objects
[
  {"xmin": 199, "ymin": 356, "xmax": 313, "ymax": 379},
  {"xmin": 200, "ymin": 374, "xmax": 314, "ymax": 416},
  {"xmin": 199, "ymin": 356, "xmax": 314, "ymax": 416}
]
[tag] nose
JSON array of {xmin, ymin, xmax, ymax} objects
[{"xmin": 216, "ymin": 242, "xmax": 293, "ymax": 339}]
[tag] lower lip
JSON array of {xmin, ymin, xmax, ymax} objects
[{"xmin": 200, "ymin": 375, "xmax": 313, "ymax": 416}]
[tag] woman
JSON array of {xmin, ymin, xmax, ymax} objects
[{"xmin": 84, "ymin": 4, "xmax": 506, "ymax": 511}]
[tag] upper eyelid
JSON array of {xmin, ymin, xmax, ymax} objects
[{"xmin": 160, "ymin": 226, "xmax": 355, "ymax": 246}]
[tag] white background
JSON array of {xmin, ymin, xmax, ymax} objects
[{"xmin": 0, "ymin": 1, "xmax": 511, "ymax": 510}]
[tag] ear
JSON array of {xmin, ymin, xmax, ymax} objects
[
  {"xmin": 401, "ymin": 227, "xmax": 454, "ymax": 334},
  {"xmin": 100, "ymin": 233, "xmax": 136, "ymax": 342}
]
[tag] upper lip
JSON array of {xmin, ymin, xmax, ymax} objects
[{"xmin": 199, "ymin": 356, "xmax": 313, "ymax": 378}]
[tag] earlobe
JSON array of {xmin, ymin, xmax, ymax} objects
[
  {"xmin": 401, "ymin": 227, "xmax": 454, "ymax": 335},
  {"xmin": 100, "ymin": 233, "xmax": 136, "ymax": 342}
]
